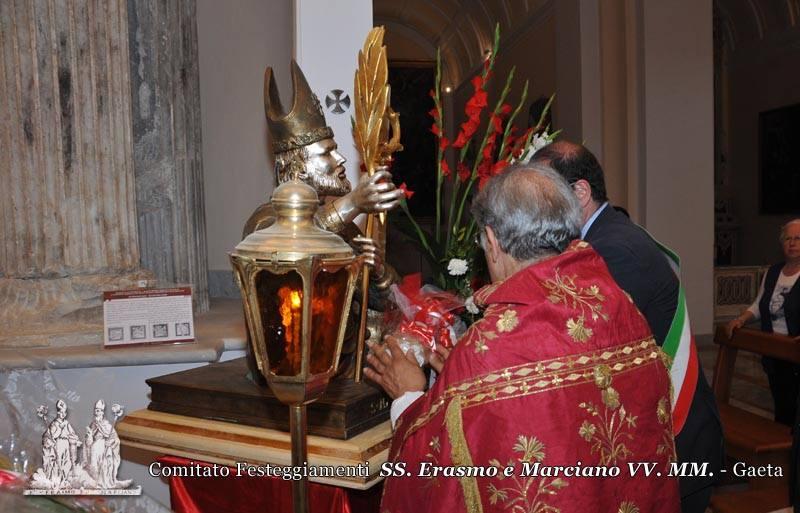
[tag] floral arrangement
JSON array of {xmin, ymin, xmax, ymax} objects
[{"xmin": 396, "ymin": 25, "xmax": 556, "ymax": 310}]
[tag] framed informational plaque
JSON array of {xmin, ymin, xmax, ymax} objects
[{"xmin": 103, "ymin": 287, "xmax": 195, "ymax": 347}]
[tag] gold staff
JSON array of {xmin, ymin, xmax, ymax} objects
[{"xmin": 352, "ymin": 26, "xmax": 402, "ymax": 382}]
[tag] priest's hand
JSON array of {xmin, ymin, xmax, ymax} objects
[
  {"xmin": 350, "ymin": 168, "xmax": 403, "ymax": 214},
  {"xmin": 428, "ymin": 345, "xmax": 451, "ymax": 374},
  {"xmin": 364, "ymin": 337, "xmax": 426, "ymax": 399}
]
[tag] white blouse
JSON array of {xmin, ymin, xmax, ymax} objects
[{"xmin": 747, "ymin": 268, "xmax": 800, "ymax": 335}]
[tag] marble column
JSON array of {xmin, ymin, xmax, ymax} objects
[
  {"xmin": 128, "ymin": 0, "xmax": 209, "ymax": 313},
  {"xmin": 0, "ymin": 0, "xmax": 152, "ymax": 347},
  {"xmin": 0, "ymin": 0, "xmax": 210, "ymax": 347}
]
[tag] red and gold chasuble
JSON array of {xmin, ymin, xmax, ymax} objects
[{"xmin": 381, "ymin": 241, "xmax": 680, "ymax": 513}]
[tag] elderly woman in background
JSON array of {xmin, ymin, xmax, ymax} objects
[{"xmin": 727, "ymin": 219, "xmax": 800, "ymax": 425}]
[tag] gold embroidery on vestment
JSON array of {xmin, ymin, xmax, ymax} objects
[
  {"xmin": 422, "ymin": 435, "xmax": 443, "ymax": 489},
  {"xmin": 618, "ymin": 501, "xmax": 640, "ymax": 513},
  {"xmin": 656, "ymin": 397, "xmax": 670, "ymax": 424},
  {"xmin": 543, "ymin": 269, "xmax": 609, "ymax": 321},
  {"xmin": 401, "ymin": 338, "xmax": 659, "ymax": 445},
  {"xmin": 543, "ymin": 269, "xmax": 609, "ymax": 342},
  {"xmin": 486, "ymin": 435, "xmax": 567, "ymax": 512},
  {"xmin": 656, "ymin": 397, "xmax": 677, "ymax": 462},
  {"xmin": 566, "ymin": 316, "xmax": 593, "ymax": 343},
  {"xmin": 445, "ymin": 396, "xmax": 484, "ymax": 513},
  {"xmin": 496, "ymin": 309, "xmax": 519, "ymax": 333},
  {"xmin": 577, "ymin": 364, "xmax": 638, "ymax": 465}
]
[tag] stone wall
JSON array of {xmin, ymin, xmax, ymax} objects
[{"xmin": 0, "ymin": 0, "xmax": 208, "ymax": 346}]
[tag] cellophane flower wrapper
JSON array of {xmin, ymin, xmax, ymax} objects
[{"xmin": 381, "ymin": 274, "xmax": 467, "ymax": 366}]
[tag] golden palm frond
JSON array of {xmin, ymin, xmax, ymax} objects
[{"xmin": 353, "ymin": 26, "xmax": 390, "ymax": 175}]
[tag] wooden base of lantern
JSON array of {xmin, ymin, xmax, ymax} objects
[{"xmin": 146, "ymin": 358, "xmax": 390, "ymax": 440}]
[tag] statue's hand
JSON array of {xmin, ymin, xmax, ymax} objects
[
  {"xmin": 352, "ymin": 235, "xmax": 385, "ymax": 279},
  {"xmin": 350, "ymin": 167, "xmax": 403, "ymax": 214}
]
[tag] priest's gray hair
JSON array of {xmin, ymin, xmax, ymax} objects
[{"xmin": 471, "ymin": 163, "xmax": 582, "ymax": 261}]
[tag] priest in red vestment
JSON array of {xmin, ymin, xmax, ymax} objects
[{"xmin": 366, "ymin": 164, "xmax": 680, "ymax": 513}]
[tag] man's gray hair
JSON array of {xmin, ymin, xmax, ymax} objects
[
  {"xmin": 471, "ymin": 163, "xmax": 582, "ymax": 261},
  {"xmin": 780, "ymin": 219, "xmax": 800, "ymax": 241}
]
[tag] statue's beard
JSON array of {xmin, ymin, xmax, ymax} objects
[{"xmin": 307, "ymin": 167, "xmax": 351, "ymax": 197}]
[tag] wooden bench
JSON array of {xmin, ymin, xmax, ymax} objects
[{"xmin": 710, "ymin": 326, "xmax": 799, "ymax": 512}]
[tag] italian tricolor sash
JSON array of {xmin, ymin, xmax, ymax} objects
[{"xmin": 651, "ymin": 238, "xmax": 698, "ymax": 435}]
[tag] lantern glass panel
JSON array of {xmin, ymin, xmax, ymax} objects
[
  {"xmin": 309, "ymin": 267, "xmax": 350, "ymax": 374},
  {"xmin": 255, "ymin": 269, "xmax": 304, "ymax": 376}
]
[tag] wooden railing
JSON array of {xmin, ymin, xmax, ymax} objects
[{"xmin": 709, "ymin": 326, "xmax": 797, "ymax": 512}]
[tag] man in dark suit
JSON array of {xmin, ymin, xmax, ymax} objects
[{"xmin": 533, "ymin": 141, "xmax": 723, "ymax": 513}]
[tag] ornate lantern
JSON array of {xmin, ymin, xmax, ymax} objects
[{"xmin": 230, "ymin": 180, "xmax": 360, "ymax": 513}]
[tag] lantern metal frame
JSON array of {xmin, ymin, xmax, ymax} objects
[
  {"xmin": 230, "ymin": 180, "xmax": 360, "ymax": 513},
  {"xmin": 232, "ymin": 254, "xmax": 358, "ymax": 402}
]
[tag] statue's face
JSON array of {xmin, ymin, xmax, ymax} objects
[{"xmin": 302, "ymin": 138, "xmax": 350, "ymax": 196}]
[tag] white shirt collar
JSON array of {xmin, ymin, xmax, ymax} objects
[{"xmin": 580, "ymin": 202, "xmax": 609, "ymax": 239}]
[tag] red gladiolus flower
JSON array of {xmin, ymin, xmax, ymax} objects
[
  {"xmin": 477, "ymin": 160, "xmax": 492, "ymax": 190},
  {"xmin": 428, "ymin": 107, "xmax": 439, "ymax": 120},
  {"xmin": 441, "ymin": 159, "xmax": 451, "ymax": 177},
  {"xmin": 490, "ymin": 113, "xmax": 503, "ymax": 133},
  {"xmin": 466, "ymin": 116, "xmax": 481, "ymax": 135},
  {"xmin": 428, "ymin": 89, "xmax": 436, "ymax": 98},
  {"xmin": 491, "ymin": 159, "xmax": 508, "ymax": 175},
  {"xmin": 399, "ymin": 182, "xmax": 415, "ymax": 199},
  {"xmin": 453, "ymin": 130, "xmax": 469, "ymax": 149},
  {"xmin": 457, "ymin": 162, "xmax": 471, "ymax": 182},
  {"xmin": 509, "ymin": 127, "xmax": 534, "ymax": 156},
  {"xmin": 453, "ymin": 116, "xmax": 480, "ymax": 149},
  {"xmin": 465, "ymin": 90, "xmax": 488, "ymax": 117},
  {"xmin": 500, "ymin": 103, "xmax": 512, "ymax": 116},
  {"xmin": 482, "ymin": 133, "xmax": 497, "ymax": 161},
  {"xmin": 471, "ymin": 75, "xmax": 484, "ymax": 92},
  {"xmin": 430, "ymin": 124, "xmax": 441, "ymax": 137},
  {"xmin": 439, "ymin": 136, "xmax": 450, "ymax": 151}
]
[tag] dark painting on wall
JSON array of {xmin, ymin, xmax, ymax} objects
[
  {"xmin": 387, "ymin": 64, "xmax": 436, "ymax": 217},
  {"xmin": 760, "ymin": 103, "xmax": 800, "ymax": 214}
]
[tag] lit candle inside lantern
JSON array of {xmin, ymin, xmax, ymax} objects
[{"xmin": 278, "ymin": 286, "xmax": 303, "ymax": 373}]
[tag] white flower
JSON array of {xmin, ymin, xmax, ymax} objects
[
  {"xmin": 516, "ymin": 131, "xmax": 553, "ymax": 164},
  {"xmin": 447, "ymin": 258, "xmax": 468, "ymax": 276},
  {"xmin": 531, "ymin": 132, "xmax": 551, "ymax": 152},
  {"xmin": 111, "ymin": 403, "xmax": 124, "ymax": 418},
  {"xmin": 465, "ymin": 296, "xmax": 480, "ymax": 315}
]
